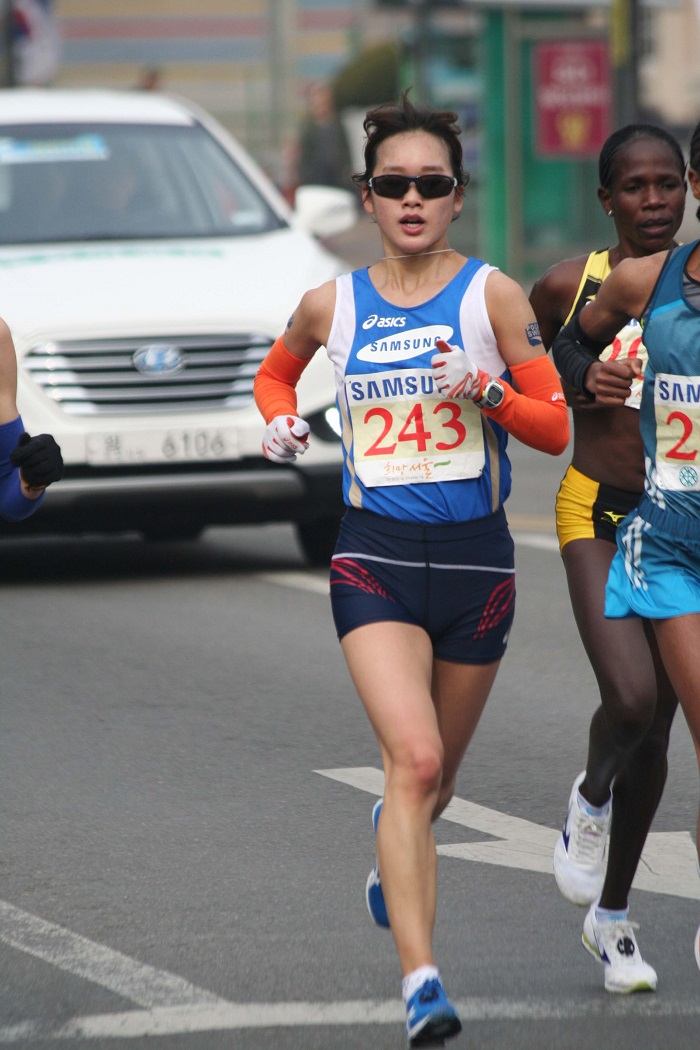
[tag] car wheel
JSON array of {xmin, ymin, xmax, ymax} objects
[{"xmin": 296, "ymin": 516, "xmax": 341, "ymax": 567}]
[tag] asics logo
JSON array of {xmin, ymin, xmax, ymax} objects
[{"xmin": 362, "ymin": 313, "xmax": 407, "ymax": 330}]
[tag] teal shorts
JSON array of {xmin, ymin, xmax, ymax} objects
[{"xmin": 605, "ymin": 500, "xmax": 700, "ymax": 620}]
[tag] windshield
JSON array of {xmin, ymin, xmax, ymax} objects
[{"xmin": 0, "ymin": 122, "xmax": 286, "ymax": 244}]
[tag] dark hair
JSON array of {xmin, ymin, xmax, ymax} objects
[
  {"xmin": 598, "ymin": 123, "xmax": 685, "ymax": 189},
  {"xmin": 690, "ymin": 120, "xmax": 700, "ymax": 221},
  {"xmin": 352, "ymin": 91, "xmax": 468, "ymax": 188},
  {"xmin": 690, "ymin": 120, "xmax": 700, "ymax": 172}
]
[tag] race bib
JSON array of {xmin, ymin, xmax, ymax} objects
[
  {"xmin": 654, "ymin": 372, "xmax": 700, "ymax": 490},
  {"xmin": 346, "ymin": 368, "xmax": 485, "ymax": 488}
]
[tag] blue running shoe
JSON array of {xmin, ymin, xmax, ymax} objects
[
  {"xmin": 365, "ymin": 798, "xmax": 390, "ymax": 929},
  {"xmin": 405, "ymin": 977, "xmax": 462, "ymax": 1047}
]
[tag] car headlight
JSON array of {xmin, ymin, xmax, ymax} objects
[{"xmin": 306, "ymin": 406, "xmax": 342, "ymax": 442}]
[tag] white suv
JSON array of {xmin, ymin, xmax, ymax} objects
[{"xmin": 0, "ymin": 89, "xmax": 355, "ymax": 563}]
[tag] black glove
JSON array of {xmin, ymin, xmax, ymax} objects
[{"xmin": 9, "ymin": 432, "xmax": 64, "ymax": 487}]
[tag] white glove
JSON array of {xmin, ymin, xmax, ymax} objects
[
  {"xmin": 431, "ymin": 339, "xmax": 488, "ymax": 400},
  {"xmin": 262, "ymin": 415, "xmax": 310, "ymax": 463}
]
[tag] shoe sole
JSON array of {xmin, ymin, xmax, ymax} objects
[
  {"xmin": 372, "ymin": 798, "xmax": 382, "ymax": 832},
  {"xmin": 365, "ymin": 868, "xmax": 390, "ymax": 929},
  {"xmin": 695, "ymin": 925, "xmax": 700, "ymax": 972},
  {"xmin": 367, "ymin": 800, "xmax": 390, "ymax": 929},
  {"xmin": 553, "ymin": 835, "xmax": 604, "ymax": 906},
  {"xmin": 582, "ymin": 931, "xmax": 657, "ymax": 994},
  {"xmin": 408, "ymin": 1013, "xmax": 462, "ymax": 1046}
]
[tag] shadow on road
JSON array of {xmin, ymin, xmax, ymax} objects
[{"xmin": 0, "ymin": 524, "xmax": 308, "ymax": 585}]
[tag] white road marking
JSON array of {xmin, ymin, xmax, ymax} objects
[
  {"xmin": 2, "ymin": 760, "xmax": 697, "ymax": 1042},
  {"xmin": 315, "ymin": 767, "xmax": 700, "ymax": 900},
  {"xmin": 2, "ymin": 773, "xmax": 699, "ymax": 1044},
  {"xmin": 511, "ymin": 530, "xmax": 560, "ymax": 551},
  {"xmin": 257, "ymin": 571, "xmax": 329, "ymax": 595},
  {"xmin": 2, "ymin": 994, "xmax": 700, "ymax": 1042},
  {"xmin": 0, "ymin": 900, "xmax": 225, "ymax": 1008}
]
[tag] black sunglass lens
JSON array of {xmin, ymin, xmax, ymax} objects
[
  {"xmin": 416, "ymin": 176, "xmax": 454, "ymax": 198},
  {"xmin": 373, "ymin": 176, "xmax": 409, "ymax": 198}
]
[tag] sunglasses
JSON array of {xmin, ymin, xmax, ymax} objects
[{"xmin": 367, "ymin": 174, "xmax": 458, "ymax": 200}]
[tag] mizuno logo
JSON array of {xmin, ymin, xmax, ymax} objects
[{"xmin": 602, "ymin": 511, "xmax": 627, "ymax": 525}]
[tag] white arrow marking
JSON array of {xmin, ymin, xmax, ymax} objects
[
  {"xmin": 3, "ymin": 993, "xmax": 700, "ymax": 1042},
  {"xmin": 315, "ymin": 767, "xmax": 700, "ymax": 900},
  {"xmin": 0, "ymin": 900, "xmax": 225, "ymax": 1008}
]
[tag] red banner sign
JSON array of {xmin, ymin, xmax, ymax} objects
[{"xmin": 535, "ymin": 40, "xmax": 612, "ymax": 158}]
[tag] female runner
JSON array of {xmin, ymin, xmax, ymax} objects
[
  {"xmin": 552, "ymin": 118, "xmax": 700, "ymax": 978},
  {"xmin": 529, "ymin": 124, "xmax": 686, "ymax": 993},
  {"xmin": 254, "ymin": 94, "xmax": 569, "ymax": 1046}
]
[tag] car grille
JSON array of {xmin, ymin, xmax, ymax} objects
[{"xmin": 21, "ymin": 334, "xmax": 273, "ymax": 416}]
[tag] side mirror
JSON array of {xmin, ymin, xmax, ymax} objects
[{"xmin": 293, "ymin": 185, "xmax": 357, "ymax": 239}]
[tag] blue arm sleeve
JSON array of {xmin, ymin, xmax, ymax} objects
[{"xmin": 0, "ymin": 416, "xmax": 46, "ymax": 522}]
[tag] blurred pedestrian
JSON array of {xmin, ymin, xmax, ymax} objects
[
  {"xmin": 134, "ymin": 65, "xmax": 162, "ymax": 92},
  {"xmin": 296, "ymin": 81, "xmax": 352, "ymax": 190},
  {"xmin": 11, "ymin": 0, "xmax": 60, "ymax": 86}
]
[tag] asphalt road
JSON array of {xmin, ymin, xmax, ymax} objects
[{"xmin": 1, "ymin": 441, "xmax": 699, "ymax": 1050}]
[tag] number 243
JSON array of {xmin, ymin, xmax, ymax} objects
[{"xmin": 364, "ymin": 401, "xmax": 467, "ymax": 456}]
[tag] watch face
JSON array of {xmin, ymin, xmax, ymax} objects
[{"xmin": 484, "ymin": 381, "xmax": 504, "ymax": 407}]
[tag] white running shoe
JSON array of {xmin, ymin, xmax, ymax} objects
[
  {"xmin": 582, "ymin": 904, "xmax": 657, "ymax": 993},
  {"xmin": 553, "ymin": 772, "xmax": 610, "ymax": 906}
]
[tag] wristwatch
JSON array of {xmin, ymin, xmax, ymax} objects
[{"xmin": 475, "ymin": 377, "xmax": 505, "ymax": 409}]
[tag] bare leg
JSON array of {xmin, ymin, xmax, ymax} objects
[
  {"xmin": 562, "ymin": 538, "xmax": 678, "ymax": 909},
  {"xmin": 652, "ymin": 614, "xmax": 700, "ymax": 858},
  {"xmin": 602, "ymin": 622, "xmax": 676, "ymax": 909},
  {"xmin": 432, "ymin": 656, "xmax": 500, "ymax": 819},
  {"xmin": 342, "ymin": 621, "xmax": 500, "ymax": 975}
]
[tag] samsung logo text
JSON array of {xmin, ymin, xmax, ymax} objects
[{"xmin": 356, "ymin": 324, "xmax": 453, "ymax": 364}]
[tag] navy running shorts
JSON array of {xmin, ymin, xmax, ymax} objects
[{"xmin": 329, "ymin": 506, "xmax": 515, "ymax": 664}]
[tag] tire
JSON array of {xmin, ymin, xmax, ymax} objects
[{"xmin": 296, "ymin": 516, "xmax": 341, "ymax": 567}]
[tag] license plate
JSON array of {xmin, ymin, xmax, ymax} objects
[{"xmin": 86, "ymin": 427, "xmax": 240, "ymax": 465}]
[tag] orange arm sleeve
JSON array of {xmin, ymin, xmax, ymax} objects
[
  {"xmin": 253, "ymin": 337, "xmax": 312, "ymax": 424},
  {"xmin": 482, "ymin": 355, "xmax": 570, "ymax": 456}
]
